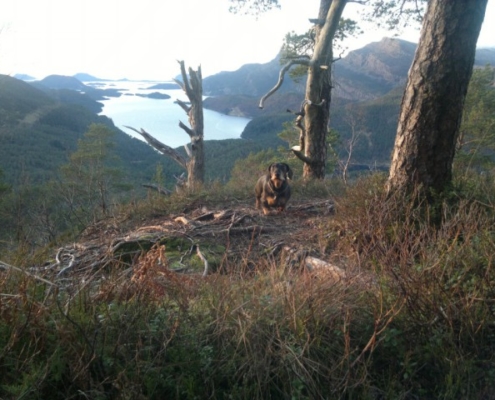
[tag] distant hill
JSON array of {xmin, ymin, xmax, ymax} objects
[
  {"xmin": 147, "ymin": 82, "xmax": 181, "ymax": 90},
  {"xmin": 201, "ymin": 37, "xmax": 495, "ymax": 167},
  {"xmin": 203, "ymin": 58, "xmax": 306, "ymax": 97},
  {"xmin": 35, "ymin": 75, "xmax": 87, "ymax": 91},
  {"xmin": 333, "ymin": 37, "xmax": 417, "ymax": 101},
  {"xmin": 0, "ymin": 74, "xmax": 174, "ymax": 186},
  {"xmin": 14, "ymin": 73, "xmax": 36, "ymax": 81},
  {"xmin": 73, "ymin": 73, "xmax": 105, "ymax": 82},
  {"xmin": 203, "ymin": 37, "xmax": 495, "ymax": 110},
  {"xmin": 31, "ymin": 74, "xmax": 123, "ymax": 101},
  {"xmin": 0, "ymin": 74, "xmax": 263, "ymax": 189}
]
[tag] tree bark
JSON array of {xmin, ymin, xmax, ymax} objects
[
  {"xmin": 125, "ymin": 61, "xmax": 205, "ymax": 191},
  {"xmin": 297, "ymin": 0, "xmax": 346, "ymax": 179},
  {"xmin": 175, "ymin": 61, "xmax": 205, "ymax": 189},
  {"xmin": 386, "ymin": 0, "xmax": 488, "ymax": 197}
]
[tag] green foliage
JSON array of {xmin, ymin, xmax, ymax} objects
[
  {"xmin": 456, "ymin": 65, "xmax": 495, "ymax": 173},
  {"xmin": 331, "ymin": 86, "xmax": 403, "ymax": 165},
  {"xmin": 203, "ymin": 139, "xmax": 265, "ymax": 182},
  {"xmin": 2, "ymin": 172, "xmax": 495, "ymax": 399},
  {"xmin": 60, "ymin": 123, "xmax": 130, "ymax": 222},
  {"xmin": 241, "ymin": 113, "xmax": 291, "ymax": 147},
  {"xmin": 226, "ymin": 148, "xmax": 285, "ymax": 194},
  {"xmin": 0, "ymin": 169, "xmax": 10, "ymax": 196},
  {"xmin": 279, "ymin": 19, "xmax": 363, "ymax": 81},
  {"xmin": 362, "ymin": 0, "xmax": 426, "ymax": 30}
]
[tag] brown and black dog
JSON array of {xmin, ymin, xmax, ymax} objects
[{"xmin": 255, "ymin": 163, "xmax": 293, "ymax": 215}]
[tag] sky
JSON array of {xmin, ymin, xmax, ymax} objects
[{"xmin": 1, "ymin": 0, "xmax": 494, "ymax": 81}]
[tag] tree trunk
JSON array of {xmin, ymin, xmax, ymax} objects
[
  {"xmin": 301, "ymin": 0, "xmax": 347, "ymax": 179},
  {"xmin": 126, "ymin": 62, "xmax": 205, "ymax": 191},
  {"xmin": 177, "ymin": 62, "xmax": 205, "ymax": 189},
  {"xmin": 386, "ymin": 0, "xmax": 488, "ymax": 197}
]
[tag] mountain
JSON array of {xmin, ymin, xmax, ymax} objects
[
  {"xmin": 0, "ymin": 74, "xmax": 174, "ymax": 186},
  {"xmin": 0, "ymin": 75, "xmax": 260, "ymax": 189},
  {"xmin": 14, "ymin": 73, "xmax": 36, "ymax": 81},
  {"xmin": 475, "ymin": 47, "xmax": 495, "ymax": 66},
  {"xmin": 203, "ymin": 58, "xmax": 306, "ymax": 97},
  {"xmin": 31, "ymin": 74, "xmax": 124, "ymax": 101},
  {"xmin": 203, "ymin": 37, "xmax": 495, "ymax": 110},
  {"xmin": 333, "ymin": 37, "xmax": 417, "ymax": 101},
  {"xmin": 35, "ymin": 74, "xmax": 87, "ymax": 91},
  {"xmin": 73, "ymin": 72, "xmax": 105, "ymax": 82},
  {"xmin": 202, "ymin": 38, "xmax": 495, "ymax": 166}
]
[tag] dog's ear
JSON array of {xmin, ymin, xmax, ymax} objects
[
  {"xmin": 283, "ymin": 163, "xmax": 294, "ymax": 180},
  {"xmin": 267, "ymin": 163, "xmax": 275, "ymax": 173}
]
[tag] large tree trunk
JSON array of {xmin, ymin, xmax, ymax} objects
[
  {"xmin": 386, "ymin": 0, "xmax": 488, "ymax": 197},
  {"xmin": 301, "ymin": 0, "xmax": 347, "ymax": 179}
]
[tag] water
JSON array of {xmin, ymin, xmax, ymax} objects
[{"xmin": 97, "ymin": 81, "xmax": 251, "ymax": 149}]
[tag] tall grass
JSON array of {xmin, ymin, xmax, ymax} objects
[{"xmin": 1, "ymin": 173, "xmax": 495, "ymax": 399}]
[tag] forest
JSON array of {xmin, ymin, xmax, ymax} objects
[{"xmin": 1, "ymin": 0, "xmax": 495, "ymax": 398}]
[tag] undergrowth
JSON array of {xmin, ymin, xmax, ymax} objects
[{"xmin": 1, "ymin": 173, "xmax": 495, "ymax": 399}]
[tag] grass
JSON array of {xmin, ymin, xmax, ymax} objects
[{"xmin": 1, "ymin": 172, "xmax": 495, "ymax": 399}]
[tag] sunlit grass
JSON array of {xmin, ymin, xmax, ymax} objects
[{"xmin": 1, "ymin": 171, "xmax": 495, "ymax": 399}]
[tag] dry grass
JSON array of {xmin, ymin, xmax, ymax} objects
[{"xmin": 1, "ymin": 173, "xmax": 495, "ymax": 399}]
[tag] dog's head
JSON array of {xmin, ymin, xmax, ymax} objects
[{"xmin": 268, "ymin": 163, "xmax": 293, "ymax": 189}]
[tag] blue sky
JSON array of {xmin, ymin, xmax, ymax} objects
[{"xmin": 1, "ymin": 0, "xmax": 494, "ymax": 81}]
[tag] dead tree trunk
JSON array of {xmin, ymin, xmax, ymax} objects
[{"xmin": 126, "ymin": 61, "xmax": 205, "ymax": 190}]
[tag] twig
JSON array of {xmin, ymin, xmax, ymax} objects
[
  {"xmin": 196, "ymin": 245, "xmax": 209, "ymax": 277},
  {"xmin": 0, "ymin": 260, "xmax": 57, "ymax": 286}
]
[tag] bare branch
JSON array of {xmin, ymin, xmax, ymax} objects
[
  {"xmin": 295, "ymin": 115, "xmax": 305, "ymax": 152},
  {"xmin": 259, "ymin": 58, "xmax": 310, "ymax": 109},
  {"xmin": 178, "ymin": 60, "xmax": 193, "ymax": 99},
  {"xmin": 291, "ymin": 147, "xmax": 313, "ymax": 164},
  {"xmin": 124, "ymin": 126, "xmax": 188, "ymax": 169},
  {"xmin": 172, "ymin": 78, "xmax": 185, "ymax": 91},
  {"xmin": 176, "ymin": 99, "xmax": 191, "ymax": 114},
  {"xmin": 0, "ymin": 260, "xmax": 57, "ymax": 286},
  {"xmin": 179, "ymin": 121, "xmax": 196, "ymax": 138},
  {"xmin": 195, "ymin": 245, "xmax": 209, "ymax": 277},
  {"xmin": 309, "ymin": 18, "xmax": 325, "ymax": 25},
  {"xmin": 188, "ymin": 66, "xmax": 203, "ymax": 102}
]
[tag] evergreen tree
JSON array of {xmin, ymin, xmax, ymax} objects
[{"xmin": 60, "ymin": 123, "xmax": 127, "ymax": 224}]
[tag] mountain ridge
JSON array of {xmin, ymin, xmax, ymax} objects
[{"xmin": 203, "ymin": 37, "xmax": 495, "ymax": 111}]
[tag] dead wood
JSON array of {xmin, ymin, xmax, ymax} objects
[{"xmin": 22, "ymin": 198, "xmax": 379, "ymax": 297}]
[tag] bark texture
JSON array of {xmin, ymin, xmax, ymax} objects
[
  {"xmin": 301, "ymin": 0, "xmax": 347, "ymax": 179},
  {"xmin": 125, "ymin": 61, "xmax": 205, "ymax": 191},
  {"xmin": 387, "ymin": 0, "xmax": 488, "ymax": 196},
  {"xmin": 175, "ymin": 61, "xmax": 205, "ymax": 189},
  {"xmin": 258, "ymin": 0, "xmax": 346, "ymax": 179}
]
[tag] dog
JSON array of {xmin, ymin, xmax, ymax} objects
[{"xmin": 255, "ymin": 163, "xmax": 293, "ymax": 215}]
